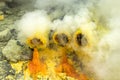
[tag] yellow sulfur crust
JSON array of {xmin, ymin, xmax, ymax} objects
[{"xmin": 0, "ymin": 15, "xmax": 4, "ymax": 20}]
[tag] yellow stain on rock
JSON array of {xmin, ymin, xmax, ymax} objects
[
  {"xmin": 0, "ymin": 15, "xmax": 4, "ymax": 20},
  {"xmin": 11, "ymin": 61, "xmax": 24, "ymax": 74}
]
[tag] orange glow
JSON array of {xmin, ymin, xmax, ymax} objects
[
  {"xmin": 28, "ymin": 48, "xmax": 47, "ymax": 80},
  {"xmin": 55, "ymin": 52, "xmax": 87, "ymax": 80}
]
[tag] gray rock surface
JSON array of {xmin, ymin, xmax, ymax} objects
[
  {"xmin": 0, "ymin": 0, "xmax": 36, "ymax": 80},
  {"xmin": 2, "ymin": 39, "xmax": 32, "ymax": 62},
  {"xmin": 0, "ymin": 49, "xmax": 5, "ymax": 61},
  {"xmin": 0, "ymin": 60, "xmax": 15, "ymax": 80},
  {"xmin": 0, "ymin": 29, "xmax": 12, "ymax": 42},
  {"xmin": 0, "ymin": 1, "xmax": 6, "ymax": 10}
]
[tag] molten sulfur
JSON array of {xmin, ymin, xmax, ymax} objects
[
  {"xmin": 55, "ymin": 52, "xmax": 87, "ymax": 80},
  {"xmin": 28, "ymin": 48, "xmax": 47, "ymax": 80}
]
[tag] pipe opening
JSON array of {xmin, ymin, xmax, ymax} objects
[
  {"xmin": 76, "ymin": 33, "xmax": 87, "ymax": 46},
  {"xmin": 31, "ymin": 38, "xmax": 43, "ymax": 47},
  {"xmin": 54, "ymin": 33, "xmax": 69, "ymax": 46}
]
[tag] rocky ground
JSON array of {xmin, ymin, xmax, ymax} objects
[{"xmin": 0, "ymin": 1, "xmax": 33, "ymax": 80}]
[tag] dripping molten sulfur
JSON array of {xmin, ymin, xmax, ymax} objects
[{"xmin": 28, "ymin": 48, "xmax": 47, "ymax": 80}]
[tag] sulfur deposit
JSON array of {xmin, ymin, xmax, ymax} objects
[{"xmin": 0, "ymin": 0, "xmax": 120, "ymax": 80}]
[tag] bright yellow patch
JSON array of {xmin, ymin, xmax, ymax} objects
[
  {"xmin": 11, "ymin": 61, "xmax": 24, "ymax": 73},
  {"xmin": 0, "ymin": 15, "xmax": 4, "ymax": 20}
]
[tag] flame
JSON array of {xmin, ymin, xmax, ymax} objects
[{"xmin": 28, "ymin": 48, "xmax": 47, "ymax": 80}]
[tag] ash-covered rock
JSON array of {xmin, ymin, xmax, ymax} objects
[
  {"xmin": 0, "ymin": 1, "xmax": 6, "ymax": 10},
  {"xmin": 2, "ymin": 39, "xmax": 32, "ymax": 62},
  {"xmin": 10, "ymin": 28, "xmax": 18, "ymax": 40},
  {"xmin": 2, "ymin": 40, "xmax": 21, "ymax": 62},
  {"xmin": 15, "ymin": 72, "xmax": 24, "ymax": 80},
  {"xmin": 0, "ymin": 29, "xmax": 12, "ymax": 42},
  {"xmin": 5, "ymin": 75, "xmax": 15, "ymax": 80},
  {"xmin": 0, "ymin": 60, "xmax": 15, "ymax": 80},
  {"xmin": 0, "ymin": 49, "xmax": 5, "ymax": 61},
  {"xmin": 0, "ymin": 0, "xmax": 17, "ymax": 10},
  {"xmin": 0, "ymin": 11, "xmax": 4, "ymax": 15}
]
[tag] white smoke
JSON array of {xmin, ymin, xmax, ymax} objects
[
  {"xmin": 16, "ymin": 0, "xmax": 120, "ymax": 80},
  {"xmin": 90, "ymin": 0, "xmax": 120, "ymax": 80},
  {"xmin": 35, "ymin": 0, "xmax": 95, "ymax": 19},
  {"xmin": 17, "ymin": 10, "xmax": 51, "ymax": 42}
]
